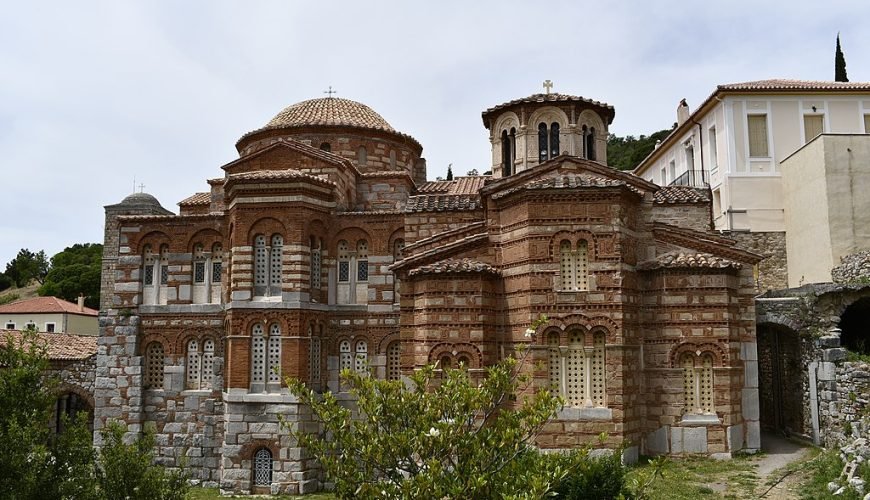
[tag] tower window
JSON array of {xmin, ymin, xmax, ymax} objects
[{"xmin": 144, "ymin": 341, "xmax": 164, "ymax": 389}]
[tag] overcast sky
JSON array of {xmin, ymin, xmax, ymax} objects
[{"xmin": 1, "ymin": 1, "xmax": 869, "ymax": 267}]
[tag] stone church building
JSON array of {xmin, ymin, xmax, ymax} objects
[{"xmin": 97, "ymin": 90, "xmax": 764, "ymax": 494}]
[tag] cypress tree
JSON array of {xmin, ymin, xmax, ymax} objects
[
  {"xmin": 446, "ymin": 163, "xmax": 454, "ymax": 181},
  {"xmin": 835, "ymin": 33, "xmax": 849, "ymax": 82}
]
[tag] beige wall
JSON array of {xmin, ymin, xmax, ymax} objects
[
  {"xmin": 782, "ymin": 135, "xmax": 870, "ymax": 287},
  {"xmin": 0, "ymin": 312, "xmax": 97, "ymax": 335}
]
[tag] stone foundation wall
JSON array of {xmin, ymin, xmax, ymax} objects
[{"xmin": 725, "ymin": 231, "xmax": 787, "ymax": 292}]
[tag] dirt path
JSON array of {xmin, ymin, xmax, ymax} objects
[{"xmin": 753, "ymin": 433, "xmax": 813, "ymax": 499}]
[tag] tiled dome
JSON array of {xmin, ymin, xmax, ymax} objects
[{"xmin": 265, "ymin": 97, "xmax": 395, "ymax": 132}]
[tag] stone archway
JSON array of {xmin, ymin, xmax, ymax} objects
[
  {"xmin": 53, "ymin": 390, "xmax": 94, "ymax": 435},
  {"xmin": 838, "ymin": 296, "xmax": 870, "ymax": 354},
  {"xmin": 757, "ymin": 323, "xmax": 804, "ymax": 436}
]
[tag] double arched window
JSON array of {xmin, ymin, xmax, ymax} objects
[
  {"xmin": 142, "ymin": 244, "xmax": 170, "ymax": 305},
  {"xmin": 251, "ymin": 323, "xmax": 282, "ymax": 392},
  {"xmin": 681, "ymin": 353, "xmax": 715, "ymax": 415},
  {"xmin": 186, "ymin": 338, "xmax": 215, "ymax": 390},
  {"xmin": 547, "ymin": 330, "xmax": 606, "ymax": 407},
  {"xmin": 538, "ymin": 122, "xmax": 560, "ymax": 162},
  {"xmin": 254, "ymin": 235, "xmax": 283, "ymax": 298},
  {"xmin": 192, "ymin": 244, "xmax": 223, "ymax": 304},
  {"xmin": 559, "ymin": 240, "xmax": 589, "ymax": 291}
]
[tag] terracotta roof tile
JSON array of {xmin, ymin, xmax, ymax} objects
[
  {"xmin": 226, "ymin": 169, "xmax": 336, "ymax": 186},
  {"xmin": 418, "ymin": 176, "xmax": 489, "ymax": 195},
  {"xmin": 718, "ymin": 79, "xmax": 870, "ymax": 91},
  {"xmin": 0, "ymin": 330, "xmax": 97, "ymax": 360},
  {"xmin": 408, "ymin": 258, "xmax": 500, "ymax": 277},
  {"xmin": 491, "ymin": 173, "xmax": 635, "ymax": 200},
  {"xmin": 482, "ymin": 93, "xmax": 615, "ymax": 126},
  {"xmin": 638, "ymin": 251, "xmax": 743, "ymax": 271},
  {"xmin": 0, "ymin": 296, "xmax": 98, "ymax": 316},
  {"xmin": 178, "ymin": 192, "xmax": 210, "ymax": 206},
  {"xmin": 266, "ymin": 97, "xmax": 395, "ymax": 131},
  {"xmin": 653, "ymin": 186, "xmax": 710, "ymax": 204},
  {"xmin": 405, "ymin": 194, "xmax": 482, "ymax": 212}
]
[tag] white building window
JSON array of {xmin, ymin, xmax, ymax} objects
[
  {"xmin": 559, "ymin": 240, "xmax": 588, "ymax": 291},
  {"xmin": 5, "ymin": 322, "xmax": 15, "ymax": 329},
  {"xmin": 708, "ymin": 126, "xmax": 718, "ymax": 170},
  {"xmin": 44, "ymin": 322, "xmax": 56, "ymax": 333},
  {"xmin": 681, "ymin": 352, "xmax": 715, "ymax": 415},
  {"xmin": 864, "ymin": 114, "xmax": 870, "ymax": 133},
  {"xmin": 804, "ymin": 114, "xmax": 824, "ymax": 143},
  {"xmin": 748, "ymin": 114, "xmax": 769, "ymax": 157},
  {"xmin": 547, "ymin": 330, "xmax": 606, "ymax": 407},
  {"xmin": 339, "ymin": 339, "xmax": 352, "ymax": 372},
  {"xmin": 144, "ymin": 341, "xmax": 164, "ymax": 389},
  {"xmin": 387, "ymin": 341, "xmax": 401, "ymax": 381}
]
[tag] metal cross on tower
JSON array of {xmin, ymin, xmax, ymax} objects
[
  {"xmin": 543, "ymin": 80, "xmax": 553, "ymax": 94},
  {"xmin": 323, "ymin": 86, "xmax": 337, "ymax": 97}
]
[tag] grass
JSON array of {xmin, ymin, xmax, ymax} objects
[
  {"xmin": 793, "ymin": 448, "xmax": 866, "ymax": 500},
  {"xmin": 625, "ymin": 454, "xmax": 759, "ymax": 499},
  {"xmin": 187, "ymin": 488, "xmax": 334, "ymax": 499}
]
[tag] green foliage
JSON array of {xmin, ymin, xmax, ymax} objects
[
  {"xmin": 4, "ymin": 248, "xmax": 49, "ymax": 287},
  {"xmin": 285, "ymin": 353, "xmax": 571, "ymax": 499},
  {"xmin": 0, "ymin": 326, "xmax": 56, "ymax": 499},
  {"xmin": 38, "ymin": 243, "xmax": 103, "ymax": 309},
  {"xmin": 798, "ymin": 448, "xmax": 860, "ymax": 499},
  {"xmin": 553, "ymin": 447, "xmax": 629, "ymax": 499},
  {"xmin": 43, "ymin": 413, "xmax": 102, "ymax": 500},
  {"xmin": 0, "ymin": 273, "xmax": 13, "ymax": 292},
  {"xmin": 446, "ymin": 164, "xmax": 454, "ymax": 181},
  {"xmin": 606, "ymin": 129, "xmax": 673, "ymax": 171},
  {"xmin": 0, "ymin": 292, "xmax": 20, "ymax": 305},
  {"xmin": 97, "ymin": 421, "xmax": 190, "ymax": 500},
  {"xmin": 836, "ymin": 34, "xmax": 849, "ymax": 83}
]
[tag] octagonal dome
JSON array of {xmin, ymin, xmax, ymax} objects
[{"xmin": 265, "ymin": 97, "xmax": 395, "ymax": 132}]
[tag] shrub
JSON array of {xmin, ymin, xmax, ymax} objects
[{"xmin": 553, "ymin": 448, "xmax": 628, "ymax": 499}]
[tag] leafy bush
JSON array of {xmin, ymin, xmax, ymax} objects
[{"xmin": 553, "ymin": 448, "xmax": 628, "ymax": 499}]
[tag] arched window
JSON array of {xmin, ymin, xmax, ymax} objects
[
  {"xmin": 356, "ymin": 240, "xmax": 369, "ymax": 282},
  {"xmin": 547, "ymin": 330, "xmax": 606, "ymax": 408},
  {"xmin": 386, "ymin": 341, "xmax": 401, "ymax": 381},
  {"xmin": 211, "ymin": 244, "xmax": 223, "ymax": 304},
  {"xmin": 456, "ymin": 354, "xmax": 471, "ymax": 370},
  {"xmin": 357, "ymin": 146, "xmax": 368, "ymax": 166},
  {"xmin": 202, "ymin": 338, "xmax": 215, "ymax": 389},
  {"xmin": 354, "ymin": 339, "xmax": 368, "ymax": 374},
  {"xmin": 251, "ymin": 324, "xmax": 266, "ymax": 391},
  {"xmin": 439, "ymin": 355, "xmax": 452, "ymax": 371},
  {"xmin": 193, "ymin": 244, "xmax": 206, "ymax": 285},
  {"xmin": 310, "ymin": 237, "xmax": 321, "ymax": 293},
  {"xmin": 337, "ymin": 240, "xmax": 350, "ymax": 283},
  {"xmin": 509, "ymin": 127, "xmax": 517, "ymax": 168},
  {"xmin": 681, "ymin": 352, "xmax": 715, "ymax": 415},
  {"xmin": 559, "ymin": 240, "xmax": 589, "ymax": 291},
  {"xmin": 159, "ymin": 245, "xmax": 169, "ymax": 286},
  {"xmin": 144, "ymin": 341, "xmax": 164, "ymax": 389},
  {"xmin": 309, "ymin": 325, "xmax": 321, "ymax": 387},
  {"xmin": 268, "ymin": 324, "xmax": 281, "ymax": 385},
  {"xmin": 502, "ymin": 130, "xmax": 511, "ymax": 177},
  {"xmin": 253, "ymin": 448, "xmax": 272, "ymax": 486},
  {"xmin": 142, "ymin": 245, "xmax": 156, "ymax": 305},
  {"xmin": 550, "ymin": 122, "xmax": 560, "ymax": 158},
  {"xmin": 586, "ymin": 127, "xmax": 596, "ymax": 161},
  {"xmin": 269, "ymin": 235, "xmax": 283, "ymax": 297},
  {"xmin": 393, "ymin": 239, "xmax": 405, "ymax": 303},
  {"xmin": 538, "ymin": 123, "xmax": 548, "ymax": 162},
  {"xmin": 319, "ymin": 142, "xmax": 331, "ymax": 152},
  {"xmin": 186, "ymin": 339, "xmax": 201, "ymax": 389},
  {"xmin": 339, "ymin": 340, "xmax": 352, "ymax": 372},
  {"xmin": 254, "ymin": 235, "xmax": 268, "ymax": 296}
]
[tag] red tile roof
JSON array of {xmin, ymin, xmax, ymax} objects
[
  {"xmin": 0, "ymin": 329, "xmax": 97, "ymax": 361},
  {"xmin": 718, "ymin": 79, "xmax": 870, "ymax": 91},
  {"xmin": 178, "ymin": 192, "xmax": 210, "ymax": 206},
  {"xmin": 491, "ymin": 173, "xmax": 639, "ymax": 200},
  {"xmin": 482, "ymin": 93, "xmax": 615, "ymax": 126},
  {"xmin": 638, "ymin": 251, "xmax": 743, "ymax": 271},
  {"xmin": 406, "ymin": 194, "xmax": 482, "ymax": 212},
  {"xmin": 418, "ymin": 176, "xmax": 489, "ymax": 195},
  {"xmin": 0, "ymin": 296, "xmax": 98, "ymax": 316},
  {"xmin": 653, "ymin": 186, "xmax": 710, "ymax": 204},
  {"xmin": 408, "ymin": 258, "xmax": 500, "ymax": 277},
  {"xmin": 225, "ymin": 169, "xmax": 336, "ymax": 186}
]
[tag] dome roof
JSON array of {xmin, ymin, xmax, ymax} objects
[
  {"xmin": 265, "ymin": 97, "xmax": 395, "ymax": 132},
  {"xmin": 120, "ymin": 192, "xmax": 163, "ymax": 206}
]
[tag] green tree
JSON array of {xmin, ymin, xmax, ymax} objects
[
  {"xmin": 446, "ymin": 163, "xmax": 454, "ymax": 181},
  {"xmin": 0, "ymin": 273, "xmax": 12, "ymax": 292},
  {"xmin": 4, "ymin": 249, "xmax": 49, "ymax": 287},
  {"xmin": 286, "ymin": 337, "xmax": 587, "ymax": 499},
  {"xmin": 607, "ymin": 129, "xmax": 673, "ymax": 171},
  {"xmin": 38, "ymin": 243, "xmax": 103, "ymax": 309},
  {"xmin": 836, "ymin": 33, "xmax": 849, "ymax": 82},
  {"xmin": 0, "ymin": 326, "xmax": 56, "ymax": 499}
]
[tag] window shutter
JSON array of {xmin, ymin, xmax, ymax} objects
[
  {"xmin": 748, "ymin": 115, "xmax": 769, "ymax": 157},
  {"xmin": 803, "ymin": 115, "xmax": 824, "ymax": 142}
]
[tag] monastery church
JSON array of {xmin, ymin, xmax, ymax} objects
[{"xmin": 97, "ymin": 86, "xmax": 763, "ymax": 494}]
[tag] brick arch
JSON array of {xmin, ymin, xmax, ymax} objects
[
  {"xmin": 247, "ymin": 217, "xmax": 286, "ymax": 243},
  {"xmin": 239, "ymin": 439, "xmax": 280, "ymax": 464},
  {"xmin": 176, "ymin": 328, "xmax": 222, "ymax": 356},
  {"xmin": 186, "ymin": 228, "xmax": 223, "ymax": 253},
  {"xmin": 133, "ymin": 230, "xmax": 172, "ymax": 254},
  {"xmin": 428, "ymin": 342, "xmax": 482, "ymax": 368},
  {"xmin": 307, "ymin": 219, "xmax": 328, "ymax": 240},
  {"xmin": 55, "ymin": 383, "xmax": 95, "ymax": 412},
  {"xmin": 377, "ymin": 332, "xmax": 401, "ymax": 354},
  {"xmin": 140, "ymin": 333, "xmax": 172, "ymax": 355},
  {"xmin": 494, "ymin": 111, "xmax": 520, "ymax": 136},
  {"xmin": 332, "ymin": 227, "xmax": 372, "ymax": 254},
  {"xmin": 528, "ymin": 106, "xmax": 569, "ymax": 129},
  {"xmin": 388, "ymin": 228, "xmax": 405, "ymax": 251},
  {"xmin": 756, "ymin": 314, "xmax": 801, "ymax": 333},
  {"xmin": 669, "ymin": 342, "xmax": 727, "ymax": 368},
  {"xmin": 534, "ymin": 314, "xmax": 619, "ymax": 337},
  {"xmin": 549, "ymin": 231, "xmax": 594, "ymax": 259}
]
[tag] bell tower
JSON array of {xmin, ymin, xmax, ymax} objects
[{"xmin": 481, "ymin": 81, "xmax": 616, "ymax": 178}]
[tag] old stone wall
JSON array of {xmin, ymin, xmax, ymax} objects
[{"xmin": 725, "ymin": 231, "xmax": 788, "ymax": 292}]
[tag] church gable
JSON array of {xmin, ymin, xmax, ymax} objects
[{"xmin": 220, "ymin": 140, "xmax": 358, "ymax": 179}]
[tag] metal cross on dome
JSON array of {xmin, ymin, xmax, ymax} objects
[
  {"xmin": 138, "ymin": 183, "xmax": 146, "ymax": 193},
  {"xmin": 543, "ymin": 80, "xmax": 553, "ymax": 94},
  {"xmin": 323, "ymin": 86, "xmax": 337, "ymax": 97}
]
